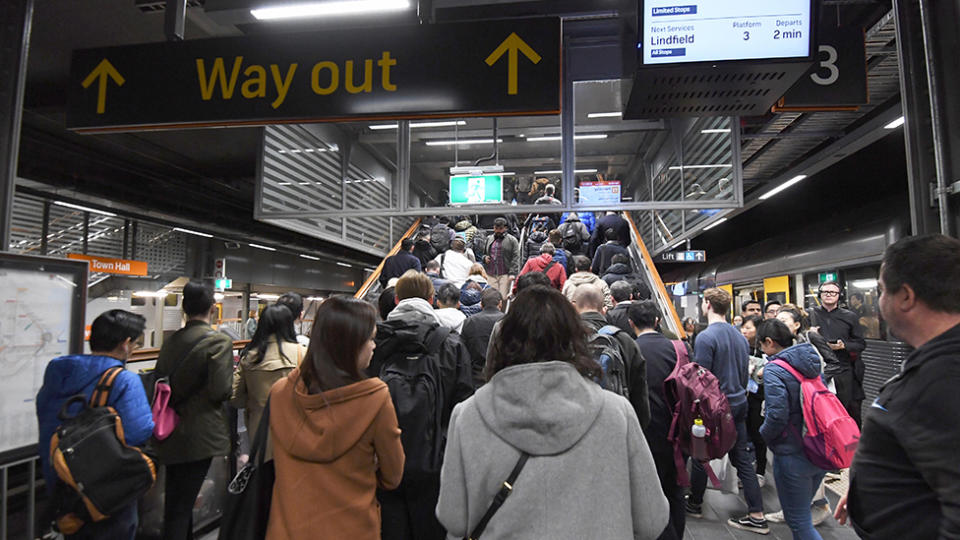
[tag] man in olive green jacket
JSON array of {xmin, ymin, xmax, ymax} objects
[{"xmin": 154, "ymin": 282, "xmax": 234, "ymax": 540}]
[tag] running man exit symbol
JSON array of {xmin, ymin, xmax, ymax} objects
[
  {"xmin": 485, "ymin": 32, "xmax": 542, "ymax": 95},
  {"xmin": 81, "ymin": 59, "xmax": 125, "ymax": 114}
]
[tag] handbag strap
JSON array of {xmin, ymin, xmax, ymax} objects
[
  {"xmin": 250, "ymin": 398, "xmax": 271, "ymax": 467},
  {"xmin": 466, "ymin": 452, "xmax": 530, "ymax": 540},
  {"xmin": 166, "ymin": 330, "xmax": 217, "ymax": 406}
]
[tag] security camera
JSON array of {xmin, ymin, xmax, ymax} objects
[{"xmin": 224, "ymin": 241, "xmax": 241, "ymax": 250}]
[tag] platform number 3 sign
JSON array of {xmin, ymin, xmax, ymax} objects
[{"xmin": 811, "ymin": 45, "xmax": 840, "ymax": 86}]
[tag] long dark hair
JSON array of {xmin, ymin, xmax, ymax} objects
[
  {"xmin": 299, "ymin": 296, "xmax": 377, "ymax": 393},
  {"xmin": 241, "ymin": 304, "xmax": 297, "ymax": 364},
  {"xmin": 485, "ymin": 285, "xmax": 600, "ymax": 381}
]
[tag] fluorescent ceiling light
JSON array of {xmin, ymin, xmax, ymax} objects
[
  {"xmin": 884, "ymin": 116, "xmax": 905, "ymax": 129},
  {"xmin": 306, "ymin": 296, "xmax": 325, "ymax": 301},
  {"xmin": 53, "ymin": 201, "xmax": 116, "ymax": 217},
  {"xmin": 703, "ymin": 217, "xmax": 727, "ymax": 231},
  {"xmin": 256, "ymin": 293, "xmax": 281, "ymax": 301},
  {"xmin": 249, "ymin": 243, "xmax": 277, "ymax": 251},
  {"xmin": 759, "ymin": 174, "xmax": 808, "ymax": 200},
  {"xmin": 425, "ymin": 139, "xmax": 502, "ymax": 146},
  {"xmin": 587, "ymin": 112, "xmax": 622, "ymax": 118},
  {"xmin": 524, "ymin": 134, "xmax": 608, "ymax": 142},
  {"xmin": 851, "ymin": 279, "xmax": 879, "ymax": 289},
  {"xmin": 251, "ymin": 0, "xmax": 410, "ymax": 20},
  {"xmin": 533, "ymin": 168, "xmax": 598, "ymax": 175},
  {"xmin": 701, "ymin": 128, "xmax": 732, "ymax": 134},
  {"xmin": 173, "ymin": 227, "xmax": 212, "ymax": 238},
  {"xmin": 133, "ymin": 290, "xmax": 169, "ymax": 298},
  {"xmin": 336, "ymin": 262, "xmax": 353, "ymax": 268},
  {"xmin": 370, "ymin": 120, "xmax": 466, "ymax": 130},
  {"xmin": 299, "ymin": 254, "xmax": 320, "ymax": 260},
  {"xmin": 668, "ymin": 164, "xmax": 733, "ymax": 170}
]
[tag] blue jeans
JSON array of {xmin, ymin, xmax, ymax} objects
[
  {"xmin": 773, "ymin": 452, "xmax": 826, "ymax": 540},
  {"xmin": 689, "ymin": 401, "xmax": 764, "ymax": 513}
]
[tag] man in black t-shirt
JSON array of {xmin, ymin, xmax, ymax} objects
[{"xmin": 628, "ymin": 300, "xmax": 686, "ymax": 540}]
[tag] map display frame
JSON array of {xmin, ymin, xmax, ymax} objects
[{"xmin": 0, "ymin": 253, "xmax": 87, "ymax": 463}]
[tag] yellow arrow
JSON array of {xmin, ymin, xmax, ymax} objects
[
  {"xmin": 485, "ymin": 32, "xmax": 542, "ymax": 95},
  {"xmin": 81, "ymin": 59, "xmax": 125, "ymax": 115}
]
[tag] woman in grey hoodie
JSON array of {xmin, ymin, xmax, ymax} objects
[{"xmin": 436, "ymin": 285, "xmax": 669, "ymax": 539}]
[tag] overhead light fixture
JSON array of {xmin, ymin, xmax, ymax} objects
[
  {"xmin": 306, "ymin": 296, "xmax": 326, "ymax": 301},
  {"xmin": 133, "ymin": 290, "xmax": 169, "ymax": 298},
  {"xmin": 173, "ymin": 227, "xmax": 212, "ymax": 238},
  {"xmin": 703, "ymin": 217, "xmax": 727, "ymax": 231},
  {"xmin": 524, "ymin": 134, "xmax": 608, "ymax": 142},
  {"xmin": 701, "ymin": 128, "xmax": 732, "ymax": 134},
  {"xmin": 214, "ymin": 293, "xmax": 225, "ymax": 302},
  {"xmin": 249, "ymin": 243, "xmax": 277, "ymax": 251},
  {"xmin": 884, "ymin": 116, "xmax": 905, "ymax": 129},
  {"xmin": 251, "ymin": 0, "xmax": 411, "ymax": 20},
  {"xmin": 851, "ymin": 279, "xmax": 879, "ymax": 289},
  {"xmin": 53, "ymin": 201, "xmax": 116, "ymax": 217},
  {"xmin": 668, "ymin": 164, "xmax": 733, "ymax": 170},
  {"xmin": 336, "ymin": 262, "xmax": 353, "ymax": 268},
  {"xmin": 533, "ymin": 168, "xmax": 598, "ymax": 175},
  {"xmin": 587, "ymin": 112, "xmax": 622, "ymax": 118},
  {"xmin": 425, "ymin": 138, "xmax": 502, "ymax": 146},
  {"xmin": 256, "ymin": 293, "xmax": 281, "ymax": 301},
  {"xmin": 370, "ymin": 120, "xmax": 466, "ymax": 130},
  {"xmin": 300, "ymin": 254, "xmax": 320, "ymax": 261},
  {"xmin": 759, "ymin": 174, "xmax": 808, "ymax": 200}
]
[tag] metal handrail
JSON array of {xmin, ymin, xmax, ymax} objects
[
  {"xmin": 354, "ymin": 218, "xmax": 422, "ymax": 300},
  {"xmin": 622, "ymin": 212, "xmax": 687, "ymax": 340}
]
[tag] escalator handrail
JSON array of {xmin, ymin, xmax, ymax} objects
[
  {"xmin": 354, "ymin": 218, "xmax": 423, "ymax": 300},
  {"xmin": 622, "ymin": 212, "xmax": 687, "ymax": 340}
]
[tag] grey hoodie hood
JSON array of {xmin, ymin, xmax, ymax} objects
[
  {"xmin": 474, "ymin": 361, "xmax": 603, "ymax": 455},
  {"xmin": 387, "ymin": 297, "xmax": 440, "ymax": 325}
]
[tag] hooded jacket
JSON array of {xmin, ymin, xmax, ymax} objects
[
  {"xmin": 517, "ymin": 253, "xmax": 566, "ymax": 290},
  {"xmin": 459, "ymin": 283, "xmax": 484, "ymax": 317},
  {"xmin": 601, "ymin": 262, "xmax": 639, "ymax": 287},
  {"xmin": 759, "ymin": 342, "xmax": 822, "ymax": 455},
  {"xmin": 36, "ymin": 354, "xmax": 154, "ymax": 493},
  {"xmin": 436, "ymin": 361, "xmax": 669, "ymax": 539},
  {"xmin": 454, "ymin": 219, "xmax": 479, "ymax": 244},
  {"xmin": 460, "ymin": 308, "xmax": 504, "ymax": 387},
  {"xmin": 230, "ymin": 337, "xmax": 308, "ymax": 445},
  {"xmin": 562, "ymin": 271, "xmax": 614, "ymax": 310},
  {"xmin": 848, "ymin": 322, "xmax": 960, "ymax": 540},
  {"xmin": 266, "ymin": 370, "xmax": 404, "ymax": 540},
  {"xmin": 592, "ymin": 242, "xmax": 630, "ymax": 276},
  {"xmin": 435, "ymin": 307, "xmax": 466, "ymax": 333},
  {"xmin": 387, "ymin": 297, "xmax": 440, "ymax": 326}
]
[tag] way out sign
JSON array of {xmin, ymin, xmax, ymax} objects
[{"xmin": 67, "ymin": 18, "xmax": 560, "ymax": 133}]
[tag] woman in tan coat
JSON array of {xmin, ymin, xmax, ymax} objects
[
  {"xmin": 231, "ymin": 304, "xmax": 307, "ymax": 436},
  {"xmin": 267, "ymin": 296, "xmax": 405, "ymax": 540}
]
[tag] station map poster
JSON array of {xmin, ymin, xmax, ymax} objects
[
  {"xmin": 579, "ymin": 181, "xmax": 621, "ymax": 205},
  {"xmin": 641, "ymin": 0, "xmax": 812, "ymax": 65},
  {"xmin": 0, "ymin": 254, "xmax": 86, "ymax": 460},
  {"xmin": 449, "ymin": 175, "xmax": 503, "ymax": 205}
]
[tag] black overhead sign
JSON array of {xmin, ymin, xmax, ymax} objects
[
  {"xmin": 67, "ymin": 18, "xmax": 560, "ymax": 133},
  {"xmin": 774, "ymin": 26, "xmax": 868, "ymax": 112}
]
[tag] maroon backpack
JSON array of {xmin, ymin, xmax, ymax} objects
[{"xmin": 664, "ymin": 340, "xmax": 737, "ymax": 487}]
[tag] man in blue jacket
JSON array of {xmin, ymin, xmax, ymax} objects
[
  {"xmin": 36, "ymin": 309, "xmax": 154, "ymax": 539},
  {"xmin": 380, "ymin": 238, "xmax": 422, "ymax": 287}
]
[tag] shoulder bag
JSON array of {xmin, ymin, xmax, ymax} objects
[
  {"xmin": 464, "ymin": 452, "xmax": 529, "ymax": 540},
  {"xmin": 219, "ymin": 398, "xmax": 275, "ymax": 540}
]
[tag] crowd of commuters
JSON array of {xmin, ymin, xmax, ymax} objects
[{"xmin": 34, "ymin": 226, "xmax": 960, "ymax": 540}]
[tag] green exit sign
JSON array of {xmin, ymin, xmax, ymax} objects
[
  {"xmin": 215, "ymin": 278, "xmax": 232, "ymax": 290},
  {"xmin": 818, "ymin": 272, "xmax": 838, "ymax": 283},
  {"xmin": 449, "ymin": 174, "xmax": 503, "ymax": 205}
]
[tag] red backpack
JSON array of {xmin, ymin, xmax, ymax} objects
[
  {"xmin": 664, "ymin": 341, "xmax": 737, "ymax": 487},
  {"xmin": 770, "ymin": 360, "xmax": 860, "ymax": 469}
]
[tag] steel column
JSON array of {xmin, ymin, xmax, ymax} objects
[
  {"xmin": 561, "ymin": 40, "xmax": 575, "ymax": 207},
  {"xmin": 0, "ymin": 0, "xmax": 32, "ymax": 250}
]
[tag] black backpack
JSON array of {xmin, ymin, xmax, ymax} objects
[
  {"xmin": 525, "ymin": 230, "xmax": 547, "ymax": 261},
  {"xmin": 471, "ymin": 228, "xmax": 488, "ymax": 258},
  {"xmin": 430, "ymin": 224, "xmax": 452, "ymax": 253},
  {"xmin": 374, "ymin": 321, "xmax": 451, "ymax": 476},
  {"xmin": 49, "ymin": 367, "xmax": 157, "ymax": 535},
  {"xmin": 560, "ymin": 223, "xmax": 584, "ymax": 254},
  {"xmin": 587, "ymin": 325, "xmax": 630, "ymax": 399}
]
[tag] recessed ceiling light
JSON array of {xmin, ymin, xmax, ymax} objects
[
  {"xmin": 370, "ymin": 120, "xmax": 466, "ymax": 130},
  {"xmin": 668, "ymin": 164, "xmax": 733, "ymax": 170},
  {"xmin": 587, "ymin": 112, "xmax": 622, "ymax": 118},
  {"xmin": 524, "ymin": 134, "xmax": 608, "ymax": 142},
  {"xmin": 249, "ymin": 243, "xmax": 277, "ymax": 251},
  {"xmin": 425, "ymin": 139, "xmax": 502, "ymax": 146},
  {"xmin": 703, "ymin": 217, "xmax": 727, "ymax": 231},
  {"xmin": 884, "ymin": 116, "xmax": 905, "ymax": 129},
  {"xmin": 173, "ymin": 227, "xmax": 213, "ymax": 238},
  {"xmin": 701, "ymin": 128, "xmax": 732, "ymax": 134},
  {"xmin": 251, "ymin": 0, "xmax": 411, "ymax": 20},
  {"xmin": 53, "ymin": 201, "xmax": 116, "ymax": 217},
  {"xmin": 759, "ymin": 175, "xmax": 808, "ymax": 200},
  {"xmin": 299, "ymin": 254, "xmax": 320, "ymax": 260}
]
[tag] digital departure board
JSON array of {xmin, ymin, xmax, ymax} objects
[{"xmin": 641, "ymin": 0, "xmax": 813, "ymax": 65}]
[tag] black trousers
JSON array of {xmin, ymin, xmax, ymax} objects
[
  {"xmin": 163, "ymin": 458, "xmax": 212, "ymax": 540},
  {"xmin": 652, "ymin": 448, "xmax": 685, "ymax": 540},
  {"xmin": 831, "ymin": 369, "xmax": 863, "ymax": 429},
  {"xmin": 747, "ymin": 390, "xmax": 767, "ymax": 476},
  {"xmin": 379, "ymin": 474, "xmax": 445, "ymax": 540}
]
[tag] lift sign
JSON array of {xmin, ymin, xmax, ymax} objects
[{"xmin": 67, "ymin": 18, "xmax": 560, "ymax": 133}]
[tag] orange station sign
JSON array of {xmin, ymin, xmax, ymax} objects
[{"xmin": 67, "ymin": 253, "xmax": 148, "ymax": 276}]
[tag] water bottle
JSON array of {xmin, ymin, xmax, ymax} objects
[{"xmin": 691, "ymin": 418, "xmax": 708, "ymax": 460}]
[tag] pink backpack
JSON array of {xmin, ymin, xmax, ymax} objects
[
  {"xmin": 665, "ymin": 341, "xmax": 737, "ymax": 487},
  {"xmin": 770, "ymin": 360, "xmax": 860, "ymax": 469}
]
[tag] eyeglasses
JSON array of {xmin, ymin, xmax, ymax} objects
[{"xmin": 821, "ymin": 291, "xmax": 840, "ymax": 296}]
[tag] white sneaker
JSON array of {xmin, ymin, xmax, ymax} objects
[
  {"xmin": 811, "ymin": 504, "xmax": 831, "ymax": 526},
  {"xmin": 764, "ymin": 510, "xmax": 784, "ymax": 523}
]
